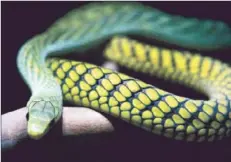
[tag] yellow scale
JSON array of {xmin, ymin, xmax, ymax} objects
[{"xmin": 45, "ymin": 36, "xmax": 231, "ymax": 142}]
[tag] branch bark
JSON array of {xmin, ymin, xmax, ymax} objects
[{"xmin": 1, "ymin": 107, "xmax": 114, "ymax": 151}]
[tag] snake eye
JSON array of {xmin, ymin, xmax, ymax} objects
[
  {"xmin": 49, "ymin": 119, "xmax": 55, "ymax": 127},
  {"xmin": 26, "ymin": 113, "xmax": 29, "ymax": 121}
]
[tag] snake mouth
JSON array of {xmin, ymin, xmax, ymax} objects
[
  {"xmin": 28, "ymin": 132, "xmax": 44, "ymax": 140},
  {"xmin": 27, "ymin": 121, "xmax": 49, "ymax": 140},
  {"xmin": 27, "ymin": 123, "xmax": 48, "ymax": 140}
]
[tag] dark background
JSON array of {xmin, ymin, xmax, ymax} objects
[{"xmin": 2, "ymin": 1, "xmax": 231, "ymax": 162}]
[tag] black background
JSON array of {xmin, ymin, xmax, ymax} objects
[{"xmin": 2, "ymin": 1, "xmax": 231, "ymax": 162}]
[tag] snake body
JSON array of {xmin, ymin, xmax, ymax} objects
[{"xmin": 17, "ymin": 2, "xmax": 231, "ymax": 141}]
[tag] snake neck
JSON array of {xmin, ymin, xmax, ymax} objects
[{"xmin": 17, "ymin": 34, "xmax": 63, "ymax": 139}]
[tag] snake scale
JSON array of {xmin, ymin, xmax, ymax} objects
[{"xmin": 17, "ymin": 2, "xmax": 231, "ymax": 142}]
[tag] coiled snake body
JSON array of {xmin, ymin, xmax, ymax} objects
[{"xmin": 17, "ymin": 2, "xmax": 231, "ymax": 142}]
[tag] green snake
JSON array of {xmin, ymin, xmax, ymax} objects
[{"xmin": 17, "ymin": 2, "xmax": 231, "ymax": 142}]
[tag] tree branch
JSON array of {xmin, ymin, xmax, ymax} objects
[{"xmin": 1, "ymin": 107, "xmax": 114, "ymax": 151}]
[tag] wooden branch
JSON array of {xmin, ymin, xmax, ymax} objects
[{"xmin": 1, "ymin": 107, "xmax": 114, "ymax": 151}]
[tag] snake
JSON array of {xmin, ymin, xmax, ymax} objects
[{"xmin": 16, "ymin": 2, "xmax": 231, "ymax": 142}]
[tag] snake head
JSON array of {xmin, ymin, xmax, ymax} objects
[
  {"xmin": 26, "ymin": 111, "xmax": 55, "ymax": 140},
  {"xmin": 26, "ymin": 97, "xmax": 61, "ymax": 140}
]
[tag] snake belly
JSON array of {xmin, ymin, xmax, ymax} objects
[{"xmin": 16, "ymin": 2, "xmax": 231, "ymax": 140}]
